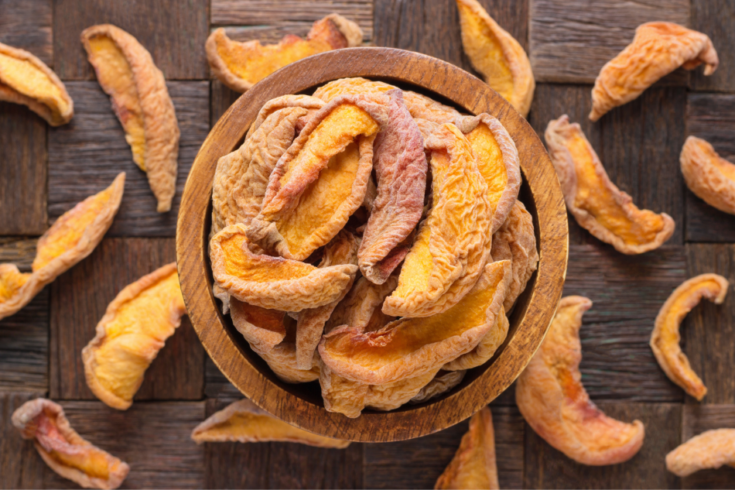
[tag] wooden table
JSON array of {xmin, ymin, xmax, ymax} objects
[{"xmin": 1, "ymin": 0, "xmax": 734, "ymax": 488}]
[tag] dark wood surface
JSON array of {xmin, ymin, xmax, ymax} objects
[{"xmin": 2, "ymin": 0, "xmax": 735, "ymax": 488}]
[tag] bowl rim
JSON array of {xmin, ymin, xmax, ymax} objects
[{"xmin": 176, "ymin": 46, "xmax": 568, "ymax": 442}]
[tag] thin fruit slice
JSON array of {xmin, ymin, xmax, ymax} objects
[
  {"xmin": 12, "ymin": 398, "xmax": 129, "ymax": 489},
  {"xmin": 325, "ymin": 275, "xmax": 398, "ymax": 334},
  {"xmin": 681, "ymin": 136, "xmax": 735, "ymax": 216},
  {"xmin": 410, "ymin": 370, "xmax": 466, "ymax": 404},
  {"xmin": 0, "ymin": 42, "xmax": 73, "ymax": 126},
  {"xmin": 650, "ymin": 273, "xmax": 729, "ymax": 401},
  {"xmin": 82, "ymin": 24, "xmax": 180, "ymax": 213},
  {"xmin": 443, "ymin": 308, "xmax": 508, "ymax": 371},
  {"xmin": 666, "ymin": 429, "xmax": 735, "ymax": 477},
  {"xmin": 545, "ymin": 115, "xmax": 674, "ymax": 254},
  {"xmin": 516, "ymin": 296, "xmax": 645, "ymax": 465},
  {"xmin": 82, "ymin": 263, "xmax": 186, "ymax": 410}
]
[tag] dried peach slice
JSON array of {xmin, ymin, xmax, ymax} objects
[
  {"xmin": 12, "ymin": 398, "xmax": 129, "ymax": 489},
  {"xmin": 320, "ymin": 260, "xmax": 510, "ymax": 385},
  {"xmin": 545, "ymin": 115, "xmax": 674, "ymax": 254},
  {"xmin": 312, "ymin": 77, "xmax": 395, "ymax": 102},
  {"xmin": 82, "ymin": 24, "xmax": 180, "ymax": 213},
  {"xmin": 210, "ymin": 223, "xmax": 357, "ymax": 312},
  {"xmin": 443, "ymin": 308, "xmax": 508, "ymax": 371},
  {"xmin": 590, "ymin": 23, "xmax": 718, "ymax": 121},
  {"xmin": 191, "ymin": 399, "xmax": 349, "ymax": 447},
  {"xmin": 650, "ymin": 273, "xmax": 729, "ymax": 401},
  {"xmin": 681, "ymin": 136, "xmax": 735, "ymax": 216},
  {"xmin": 516, "ymin": 296, "xmax": 645, "ymax": 465},
  {"xmin": 410, "ymin": 370, "xmax": 466, "ymax": 404},
  {"xmin": 383, "ymin": 123, "xmax": 492, "ymax": 318},
  {"xmin": 0, "ymin": 42, "xmax": 73, "ymax": 126},
  {"xmin": 666, "ymin": 429, "xmax": 735, "ymax": 477},
  {"xmin": 325, "ymin": 275, "xmax": 398, "ymax": 334},
  {"xmin": 435, "ymin": 407, "xmax": 499, "ymax": 490},
  {"xmin": 456, "ymin": 0, "xmax": 535, "ymax": 117},
  {"xmin": 0, "ymin": 173, "xmax": 125, "ymax": 321},
  {"xmin": 246, "ymin": 95, "xmax": 325, "ymax": 139}
]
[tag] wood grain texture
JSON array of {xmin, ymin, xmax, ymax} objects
[
  {"xmin": 684, "ymin": 244, "xmax": 735, "ymax": 405},
  {"xmin": 0, "ymin": 291, "xmax": 48, "ymax": 393},
  {"xmin": 0, "ymin": 0, "xmax": 53, "ymax": 65},
  {"xmin": 0, "ymin": 237, "xmax": 36, "ymax": 270},
  {"xmin": 529, "ymin": 0, "xmax": 691, "ymax": 84},
  {"xmin": 524, "ymin": 403, "xmax": 682, "ymax": 489},
  {"xmin": 0, "ymin": 393, "xmax": 47, "ymax": 489},
  {"xmin": 52, "ymin": 0, "xmax": 209, "ymax": 80},
  {"xmin": 691, "ymin": 0, "xmax": 735, "ymax": 93},
  {"xmin": 685, "ymin": 93, "xmax": 735, "ymax": 242},
  {"xmin": 211, "ymin": 79, "xmax": 242, "ymax": 128},
  {"xmin": 49, "ymin": 238, "xmax": 204, "ymax": 402},
  {"xmin": 680, "ymin": 404, "xmax": 735, "ymax": 489},
  {"xmin": 205, "ymin": 355, "xmax": 243, "ymax": 403},
  {"xmin": 530, "ymin": 83, "xmax": 687, "ymax": 245},
  {"xmin": 48, "ymin": 81, "xmax": 209, "ymax": 237}
]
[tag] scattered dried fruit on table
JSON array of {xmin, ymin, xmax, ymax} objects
[
  {"xmin": 590, "ymin": 22, "xmax": 718, "ymax": 121},
  {"xmin": 435, "ymin": 406, "xmax": 499, "ymax": 490},
  {"xmin": 650, "ymin": 273, "xmax": 729, "ymax": 401},
  {"xmin": 383, "ymin": 123, "xmax": 492, "ymax": 318},
  {"xmin": 0, "ymin": 42, "xmax": 73, "ymax": 126},
  {"xmin": 82, "ymin": 24, "xmax": 180, "ymax": 213},
  {"xmin": 0, "ymin": 173, "xmax": 125, "ymax": 321},
  {"xmin": 82, "ymin": 263, "xmax": 186, "ymax": 410},
  {"xmin": 516, "ymin": 296, "xmax": 645, "ymax": 465},
  {"xmin": 443, "ymin": 308, "xmax": 508, "ymax": 371},
  {"xmin": 410, "ymin": 370, "xmax": 466, "ymax": 404},
  {"xmin": 456, "ymin": 0, "xmax": 535, "ymax": 117},
  {"xmin": 680, "ymin": 136, "xmax": 735, "ymax": 216},
  {"xmin": 191, "ymin": 399, "xmax": 349, "ymax": 448},
  {"xmin": 666, "ymin": 429, "xmax": 735, "ymax": 477},
  {"xmin": 12, "ymin": 398, "xmax": 129, "ymax": 489},
  {"xmin": 206, "ymin": 14, "xmax": 363, "ymax": 92},
  {"xmin": 546, "ymin": 115, "xmax": 674, "ymax": 254}
]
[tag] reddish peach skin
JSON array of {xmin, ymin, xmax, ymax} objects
[
  {"xmin": 516, "ymin": 296, "xmax": 645, "ymax": 465},
  {"xmin": 666, "ymin": 429, "xmax": 735, "ymax": 477}
]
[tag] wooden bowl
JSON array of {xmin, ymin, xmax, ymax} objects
[{"xmin": 177, "ymin": 47, "xmax": 568, "ymax": 442}]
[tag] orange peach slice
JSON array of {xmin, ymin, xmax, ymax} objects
[
  {"xmin": 681, "ymin": 136, "xmax": 735, "ymax": 216},
  {"xmin": 516, "ymin": 296, "xmax": 645, "ymax": 465},
  {"xmin": 410, "ymin": 370, "xmax": 466, "ymax": 404},
  {"xmin": 443, "ymin": 308, "xmax": 508, "ymax": 371},
  {"xmin": 650, "ymin": 273, "xmax": 729, "ymax": 401},
  {"xmin": 666, "ymin": 429, "xmax": 735, "ymax": 477}
]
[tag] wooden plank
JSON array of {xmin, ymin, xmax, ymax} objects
[
  {"xmin": 363, "ymin": 406, "xmax": 524, "ymax": 489},
  {"xmin": 0, "ymin": 0, "xmax": 53, "ymax": 65},
  {"xmin": 685, "ymin": 93, "xmax": 735, "ymax": 242},
  {"xmin": 0, "ymin": 237, "xmax": 36, "ymax": 270},
  {"xmin": 49, "ymin": 237, "xmax": 205, "ymax": 402},
  {"xmin": 524, "ymin": 402, "xmax": 682, "ymax": 489},
  {"xmin": 529, "ymin": 0, "xmax": 691, "ymax": 84},
  {"xmin": 0, "ymin": 291, "xmax": 48, "ymax": 393},
  {"xmin": 52, "ymin": 0, "xmax": 209, "ymax": 80},
  {"xmin": 681, "ymin": 404, "xmax": 735, "ymax": 489},
  {"xmin": 48, "ymin": 81, "xmax": 209, "ymax": 237},
  {"xmin": 684, "ymin": 244, "xmax": 735, "ymax": 405},
  {"xmin": 691, "ymin": 0, "xmax": 735, "ymax": 93},
  {"xmin": 0, "ymin": 392, "xmax": 47, "ymax": 489},
  {"xmin": 205, "ymin": 356, "xmax": 243, "ymax": 403},
  {"xmin": 211, "ymin": 79, "xmax": 243, "ymax": 129}
]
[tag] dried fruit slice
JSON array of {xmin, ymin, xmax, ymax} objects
[
  {"xmin": 681, "ymin": 136, "xmax": 735, "ymax": 216},
  {"xmin": 383, "ymin": 123, "xmax": 492, "ymax": 318},
  {"xmin": 402, "ymin": 91, "xmax": 463, "ymax": 125},
  {"xmin": 435, "ymin": 407, "xmax": 499, "ymax": 490},
  {"xmin": 516, "ymin": 296, "xmax": 645, "ymax": 465},
  {"xmin": 590, "ymin": 22, "xmax": 718, "ymax": 121},
  {"xmin": 12, "ymin": 398, "xmax": 129, "ymax": 489},
  {"xmin": 210, "ymin": 223, "xmax": 357, "ymax": 312},
  {"xmin": 410, "ymin": 370, "xmax": 466, "ymax": 404},
  {"xmin": 325, "ymin": 275, "xmax": 399, "ymax": 334},
  {"xmin": 650, "ymin": 273, "xmax": 729, "ymax": 401},
  {"xmin": 0, "ymin": 42, "xmax": 73, "ymax": 126},
  {"xmin": 545, "ymin": 115, "xmax": 674, "ymax": 254},
  {"xmin": 206, "ymin": 14, "xmax": 362, "ymax": 92},
  {"xmin": 443, "ymin": 308, "xmax": 508, "ymax": 371},
  {"xmin": 320, "ymin": 260, "xmax": 510, "ymax": 385},
  {"xmin": 191, "ymin": 399, "xmax": 349, "ymax": 448},
  {"xmin": 312, "ymin": 77, "xmax": 395, "ymax": 102},
  {"xmin": 82, "ymin": 24, "xmax": 180, "ymax": 213},
  {"xmin": 0, "ymin": 173, "xmax": 125, "ymax": 321},
  {"xmin": 246, "ymin": 94, "xmax": 325, "ymax": 140},
  {"xmin": 456, "ymin": 0, "xmax": 535, "ymax": 117},
  {"xmin": 82, "ymin": 263, "xmax": 186, "ymax": 410},
  {"xmin": 666, "ymin": 429, "xmax": 735, "ymax": 477}
]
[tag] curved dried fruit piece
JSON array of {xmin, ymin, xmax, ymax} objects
[
  {"xmin": 435, "ymin": 407, "xmax": 499, "ymax": 490},
  {"xmin": 383, "ymin": 123, "xmax": 492, "ymax": 318},
  {"xmin": 650, "ymin": 273, "xmax": 729, "ymax": 401},
  {"xmin": 443, "ymin": 308, "xmax": 508, "ymax": 371},
  {"xmin": 681, "ymin": 136, "xmax": 735, "ymax": 216},
  {"xmin": 410, "ymin": 370, "xmax": 466, "ymax": 404},
  {"xmin": 546, "ymin": 115, "xmax": 674, "ymax": 254},
  {"xmin": 666, "ymin": 429, "xmax": 735, "ymax": 477},
  {"xmin": 246, "ymin": 94, "xmax": 325, "ymax": 139},
  {"xmin": 0, "ymin": 173, "xmax": 125, "ymax": 321},
  {"xmin": 516, "ymin": 296, "xmax": 645, "ymax": 465},
  {"xmin": 358, "ymin": 90, "xmax": 428, "ymax": 284},
  {"xmin": 321, "ymin": 260, "xmax": 510, "ymax": 385},
  {"xmin": 403, "ymin": 91, "xmax": 463, "ymax": 125},
  {"xmin": 191, "ymin": 399, "xmax": 349, "ymax": 448},
  {"xmin": 0, "ymin": 42, "xmax": 73, "ymax": 126},
  {"xmin": 82, "ymin": 24, "xmax": 180, "ymax": 213},
  {"xmin": 312, "ymin": 77, "xmax": 395, "ymax": 102},
  {"xmin": 12, "ymin": 398, "xmax": 129, "ymax": 489},
  {"xmin": 206, "ymin": 14, "xmax": 362, "ymax": 92},
  {"xmin": 326, "ymin": 275, "xmax": 399, "ymax": 334},
  {"xmin": 590, "ymin": 23, "xmax": 718, "ymax": 121},
  {"xmin": 456, "ymin": 0, "xmax": 535, "ymax": 117},
  {"xmin": 210, "ymin": 223, "xmax": 356, "ymax": 311},
  {"xmin": 82, "ymin": 263, "xmax": 186, "ymax": 410}
]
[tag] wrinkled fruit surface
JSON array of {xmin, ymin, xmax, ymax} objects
[
  {"xmin": 681, "ymin": 136, "xmax": 735, "ymax": 216},
  {"xmin": 666, "ymin": 429, "xmax": 735, "ymax": 477}
]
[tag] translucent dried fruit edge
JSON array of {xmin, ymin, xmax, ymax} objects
[{"xmin": 681, "ymin": 136, "xmax": 735, "ymax": 216}]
